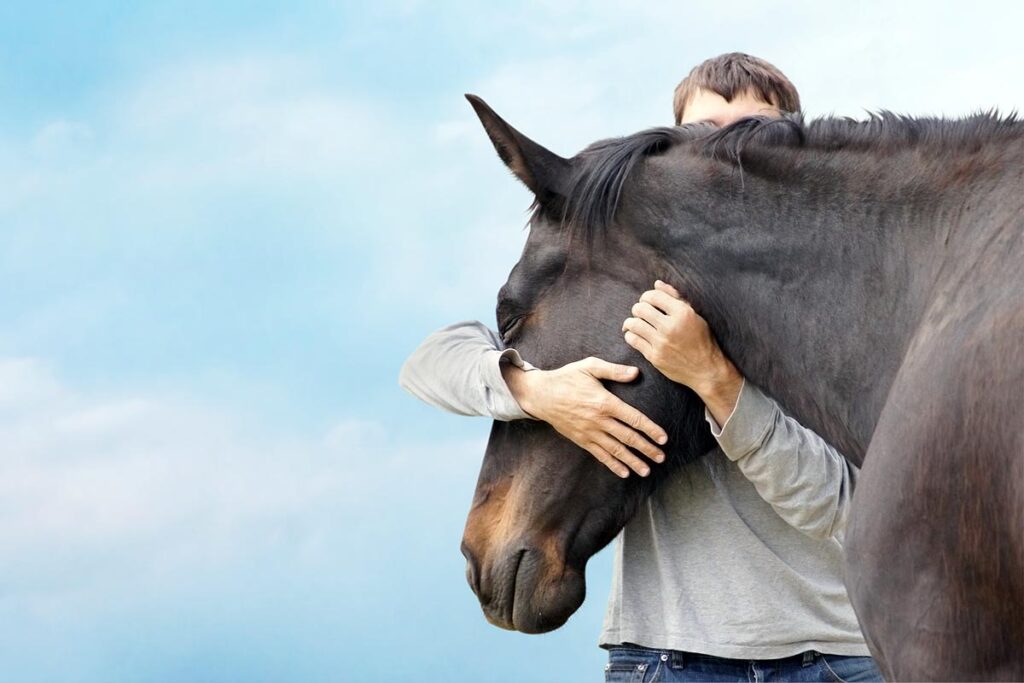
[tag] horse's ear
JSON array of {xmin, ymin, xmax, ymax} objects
[{"xmin": 466, "ymin": 94, "xmax": 570, "ymax": 205}]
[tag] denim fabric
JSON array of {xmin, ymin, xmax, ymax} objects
[{"xmin": 604, "ymin": 645, "xmax": 884, "ymax": 682}]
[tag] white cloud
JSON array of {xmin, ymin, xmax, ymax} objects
[
  {"xmin": 0, "ymin": 358, "xmax": 67, "ymax": 409},
  {"xmin": 0, "ymin": 54, "xmax": 405, "ymax": 229},
  {"xmin": 0, "ymin": 356, "xmax": 486, "ymax": 597},
  {"xmin": 118, "ymin": 55, "xmax": 401, "ymax": 185},
  {"xmin": 30, "ymin": 120, "xmax": 96, "ymax": 158}
]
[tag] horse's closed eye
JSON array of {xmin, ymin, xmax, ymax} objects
[{"xmin": 500, "ymin": 313, "xmax": 528, "ymax": 342}]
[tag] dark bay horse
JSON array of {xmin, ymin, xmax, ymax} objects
[{"xmin": 458, "ymin": 94, "xmax": 1023, "ymax": 681}]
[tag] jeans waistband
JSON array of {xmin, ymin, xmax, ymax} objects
[{"xmin": 609, "ymin": 644, "xmax": 821, "ymax": 669}]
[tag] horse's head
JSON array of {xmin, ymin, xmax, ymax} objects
[{"xmin": 460, "ymin": 96, "xmax": 716, "ymax": 633}]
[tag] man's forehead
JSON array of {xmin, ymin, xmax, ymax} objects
[{"xmin": 680, "ymin": 87, "xmax": 777, "ymax": 126}]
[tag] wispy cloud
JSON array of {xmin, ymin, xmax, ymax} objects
[
  {"xmin": 0, "ymin": 355, "xmax": 564, "ymax": 680},
  {"xmin": 0, "ymin": 356, "xmax": 479, "ymax": 580}
]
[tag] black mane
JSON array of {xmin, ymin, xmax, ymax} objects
[
  {"xmin": 560, "ymin": 125, "xmax": 695, "ymax": 243},
  {"xmin": 559, "ymin": 110, "xmax": 1022, "ymax": 240}
]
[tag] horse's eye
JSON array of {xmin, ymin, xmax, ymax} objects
[{"xmin": 499, "ymin": 313, "xmax": 527, "ymax": 343}]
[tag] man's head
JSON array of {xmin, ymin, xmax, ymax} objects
[{"xmin": 673, "ymin": 52, "xmax": 800, "ymax": 126}]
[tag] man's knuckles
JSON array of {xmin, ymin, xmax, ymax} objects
[
  {"xmin": 638, "ymin": 291, "xmax": 658, "ymax": 308},
  {"xmin": 594, "ymin": 395, "xmax": 617, "ymax": 414}
]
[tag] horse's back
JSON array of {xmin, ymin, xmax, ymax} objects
[{"xmin": 845, "ymin": 244, "xmax": 1024, "ymax": 680}]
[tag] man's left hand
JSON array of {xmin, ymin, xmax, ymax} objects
[{"xmin": 622, "ymin": 280, "xmax": 744, "ymax": 425}]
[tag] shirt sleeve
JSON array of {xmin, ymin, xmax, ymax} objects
[
  {"xmin": 705, "ymin": 380, "xmax": 857, "ymax": 542},
  {"xmin": 398, "ymin": 320, "xmax": 538, "ymax": 422}
]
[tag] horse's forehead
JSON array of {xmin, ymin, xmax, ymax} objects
[
  {"xmin": 522, "ymin": 229, "xmax": 566, "ymax": 266},
  {"xmin": 506, "ymin": 228, "xmax": 567, "ymax": 283}
]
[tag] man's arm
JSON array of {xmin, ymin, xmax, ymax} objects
[
  {"xmin": 706, "ymin": 380, "xmax": 856, "ymax": 541},
  {"xmin": 623, "ymin": 281, "xmax": 854, "ymax": 540},
  {"xmin": 398, "ymin": 320, "xmax": 534, "ymax": 421},
  {"xmin": 398, "ymin": 320, "xmax": 668, "ymax": 477}
]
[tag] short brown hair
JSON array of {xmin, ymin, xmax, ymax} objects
[{"xmin": 673, "ymin": 52, "xmax": 801, "ymax": 125}]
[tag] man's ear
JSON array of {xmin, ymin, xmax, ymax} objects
[{"xmin": 466, "ymin": 94, "xmax": 571, "ymax": 206}]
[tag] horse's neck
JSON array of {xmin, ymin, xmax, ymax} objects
[{"xmin": 663, "ymin": 161, "xmax": 961, "ymax": 463}]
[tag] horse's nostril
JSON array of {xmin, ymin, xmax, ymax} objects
[{"xmin": 461, "ymin": 540, "xmax": 482, "ymax": 595}]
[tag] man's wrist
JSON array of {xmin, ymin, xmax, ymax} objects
[
  {"xmin": 501, "ymin": 363, "xmax": 542, "ymax": 418},
  {"xmin": 694, "ymin": 358, "xmax": 744, "ymax": 426}
]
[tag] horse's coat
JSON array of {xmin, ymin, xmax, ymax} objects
[{"xmin": 459, "ymin": 94, "xmax": 1023, "ymax": 680}]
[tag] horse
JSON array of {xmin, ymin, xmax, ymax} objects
[{"xmin": 457, "ymin": 94, "xmax": 1024, "ymax": 681}]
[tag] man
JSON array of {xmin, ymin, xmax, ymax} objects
[{"xmin": 400, "ymin": 53, "xmax": 883, "ymax": 682}]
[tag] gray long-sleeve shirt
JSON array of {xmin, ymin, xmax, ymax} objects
[{"xmin": 399, "ymin": 320, "xmax": 870, "ymax": 658}]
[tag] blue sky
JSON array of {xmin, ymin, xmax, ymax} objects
[{"xmin": 1, "ymin": 1, "xmax": 1022, "ymax": 681}]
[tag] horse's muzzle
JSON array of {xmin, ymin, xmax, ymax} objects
[{"xmin": 462, "ymin": 541, "xmax": 585, "ymax": 634}]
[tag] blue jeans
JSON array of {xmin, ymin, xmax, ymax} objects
[{"xmin": 604, "ymin": 645, "xmax": 884, "ymax": 682}]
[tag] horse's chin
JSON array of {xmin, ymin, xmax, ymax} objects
[{"xmin": 475, "ymin": 548, "xmax": 586, "ymax": 634}]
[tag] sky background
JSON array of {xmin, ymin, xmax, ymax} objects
[{"xmin": 1, "ymin": 1, "xmax": 1022, "ymax": 681}]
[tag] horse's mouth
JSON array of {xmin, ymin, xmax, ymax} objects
[
  {"xmin": 506, "ymin": 548, "xmax": 528, "ymax": 628},
  {"xmin": 478, "ymin": 547, "xmax": 528, "ymax": 631},
  {"xmin": 475, "ymin": 547, "xmax": 585, "ymax": 634}
]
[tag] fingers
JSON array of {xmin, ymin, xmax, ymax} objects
[
  {"xmin": 582, "ymin": 356, "xmax": 639, "ymax": 383},
  {"xmin": 594, "ymin": 433, "xmax": 652, "ymax": 477},
  {"xmin": 623, "ymin": 329, "xmax": 655, "ymax": 359},
  {"xmin": 622, "ymin": 316, "xmax": 657, "ymax": 346},
  {"xmin": 654, "ymin": 279, "xmax": 682, "ymax": 298},
  {"xmin": 630, "ymin": 301, "xmax": 666, "ymax": 331},
  {"xmin": 640, "ymin": 288, "xmax": 687, "ymax": 315},
  {"xmin": 586, "ymin": 443, "xmax": 631, "ymax": 478},
  {"xmin": 605, "ymin": 393, "xmax": 668, "ymax": 445},
  {"xmin": 602, "ymin": 418, "xmax": 665, "ymax": 463}
]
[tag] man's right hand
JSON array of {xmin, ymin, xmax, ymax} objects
[{"xmin": 501, "ymin": 357, "xmax": 668, "ymax": 478}]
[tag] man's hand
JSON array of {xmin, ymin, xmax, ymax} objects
[
  {"xmin": 501, "ymin": 357, "xmax": 668, "ymax": 478},
  {"xmin": 622, "ymin": 280, "xmax": 744, "ymax": 425}
]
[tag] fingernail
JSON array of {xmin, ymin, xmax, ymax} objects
[
  {"xmin": 639, "ymin": 467, "xmax": 650, "ymax": 477},
  {"xmin": 619, "ymin": 469, "xmax": 630, "ymax": 479},
  {"xmin": 657, "ymin": 434, "xmax": 668, "ymax": 445},
  {"xmin": 654, "ymin": 453, "xmax": 665, "ymax": 463}
]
